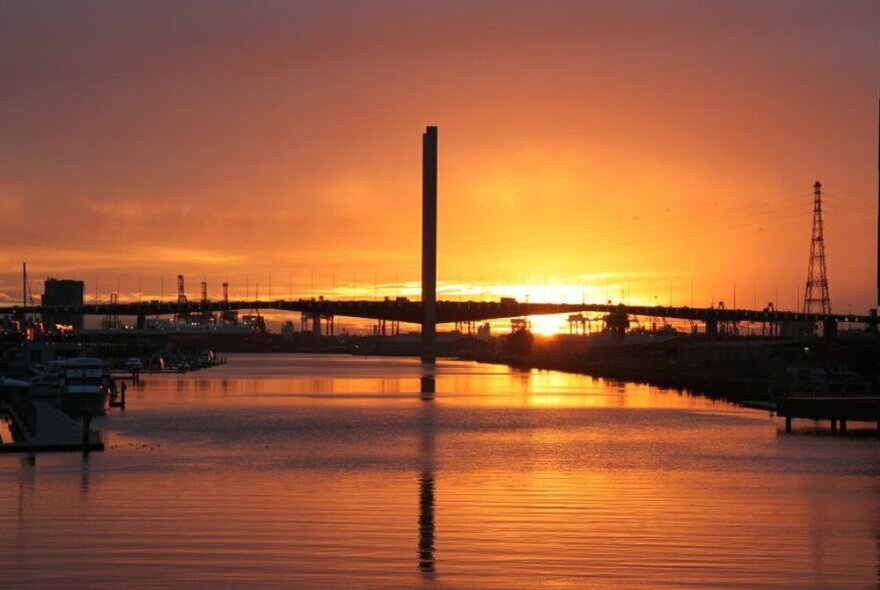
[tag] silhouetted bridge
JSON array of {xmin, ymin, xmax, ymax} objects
[{"xmin": 3, "ymin": 300, "xmax": 876, "ymax": 332}]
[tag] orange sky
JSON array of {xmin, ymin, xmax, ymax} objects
[{"xmin": 1, "ymin": 1, "xmax": 878, "ymax": 318}]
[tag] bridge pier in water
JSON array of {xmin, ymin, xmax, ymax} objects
[
  {"xmin": 300, "ymin": 312, "xmax": 334, "ymax": 339},
  {"xmin": 705, "ymin": 318, "xmax": 718, "ymax": 339},
  {"xmin": 374, "ymin": 319, "xmax": 400, "ymax": 336}
]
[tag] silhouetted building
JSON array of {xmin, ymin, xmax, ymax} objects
[{"xmin": 42, "ymin": 278, "xmax": 84, "ymax": 331}]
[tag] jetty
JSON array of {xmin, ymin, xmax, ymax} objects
[
  {"xmin": 776, "ymin": 396, "xmax": 880, "ymax": 434},
  {"xmin": 0, "ymin": 400, "xmax": 103, "ymax": 453}
]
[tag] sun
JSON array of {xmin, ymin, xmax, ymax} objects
[{"xmin": 527, "ymin": 314, "xmax": 568, "ymax": 336}]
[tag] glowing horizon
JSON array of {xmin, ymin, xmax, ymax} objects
[
  {"xmin": 15, "ymin": 273, "xmax": 821, "ymax": 337},
  {"xmin": 8, "ymin": 274, "xmax": 807, "ymax": 312}
]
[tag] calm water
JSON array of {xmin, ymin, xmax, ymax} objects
[{"xmin": 1, "ymin": 354, "xmax": 879, "ymax": 589}]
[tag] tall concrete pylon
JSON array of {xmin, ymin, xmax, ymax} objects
[{"xmin": 421, "ymin": 126, "xmax": 438, "ymax": 363}]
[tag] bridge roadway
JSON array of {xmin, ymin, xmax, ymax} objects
[{"xmin": 2, "ymin": 300, "xmax": 876, "ymax": 327}]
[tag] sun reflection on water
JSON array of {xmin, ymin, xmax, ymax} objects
[{"xmin": 1, "ymin": 354, "xmax": 878, "ymax": 588}]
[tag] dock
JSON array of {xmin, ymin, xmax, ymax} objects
[
  {"xmin": 0, "ymin": 400, "xmax": 103, "ymax": 453},
  {"xmin": 776, "ymin": 397, "xmax": 880, "ymax": 434}
]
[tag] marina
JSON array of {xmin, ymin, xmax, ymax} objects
[{"xmin": 1, "ymin": 354, "xmax": 878, "ymax": 588}]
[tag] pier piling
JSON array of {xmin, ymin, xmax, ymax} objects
[
  {"xmin": 777, "ymin": 398, "xmax": 880, "ymax": 435},
  {"xmin": 82, "ymin": 415, "xmax": 91, "ymax": 454}
]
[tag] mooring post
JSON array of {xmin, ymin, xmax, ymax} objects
[
  {"xmin": 121, "ymin": 381, "xmax": 127, "ymax": 410},
  {"xmin": 82, "ymin": 414, "xmax": 91, "ymax": 453},
  {"xmin": 785, "ymin": 416, "xmax": 792, "ymax": 433},
  {"xmin": 830, "ymin": 419, "xmax": 837, "ymax": 434}
]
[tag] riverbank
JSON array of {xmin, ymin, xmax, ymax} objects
[{"xmin": 464, "ymin": 332, "xmax": 880, "ymax": 406}]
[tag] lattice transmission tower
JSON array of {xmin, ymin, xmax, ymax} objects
[{"xmin": 802, "ymin": 181, "xmax": 831, "ymax": 314}]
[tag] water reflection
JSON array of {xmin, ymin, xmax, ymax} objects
[
  {"xmin": 80, "ymin": 454, "xmax": 90, "ymax": 501},
  {"xmin": 419, "ymin": 373, "xmax": 436, "ymax": 578},
  {"xmin": 2, "ymin": 354, "xmax": 878, "ymax": 588},
  {"xmin": 17, "ymin": 454, "xmax": 35, "ymax": 521},
  {"xmin": 420, "ymin": 376, "xmax": 435, "ymax": 402},
  {"xmin": 419, "ymin": 473, "xmax": 435, "ymax": 578},
  {"xmin": 12, "ymin": 454, "xmax": 36, "ymax": 553},
  {"xmin": 876, "ymin": 484, "xmax": 880, "ymax": 585}
]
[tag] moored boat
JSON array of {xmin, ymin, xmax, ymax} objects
[{"xmin": 56, "ymin": 358, "xmax": 111, "ymax": 416}]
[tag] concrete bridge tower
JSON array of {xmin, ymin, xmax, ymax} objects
[{"xmin": 421, "ymin": 126, "xmax": 438, "ymax": 363}]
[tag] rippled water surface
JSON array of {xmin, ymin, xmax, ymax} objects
[{"xmin": 1, "ymin": 354, "xmax": 879, "ymax": 588}]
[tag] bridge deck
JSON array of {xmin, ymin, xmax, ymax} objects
[{"xmin": 2, "ymin": 300, "xmax": 875, "ymax": 326}]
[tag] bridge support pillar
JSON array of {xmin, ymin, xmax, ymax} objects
[
  {"xmin": 421, "ymin": 126, "xmax": 438, "ymax": 363},
  {"xmin": 325, "ymin": 315, "xmax": 334, "ymax": 337},
  {"xmin": 705, "ymin": 318, "xmax": 718, "ymax": 339},
  {"xmin": 136, "ymin": 314, "xmax": 146, "ymax": 330},
  {"xmin": 823, "ymin": 318, "xmax": 837, "ymax": 339}
]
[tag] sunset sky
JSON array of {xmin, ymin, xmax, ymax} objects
[{"xmin": 1, "ymin": 1, "xmax": 878, "ymax": 324}]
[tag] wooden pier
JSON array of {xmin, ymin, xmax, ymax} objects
[
  {"xmin": 776, "ymin": 397, "xmax": 880, "ymax": 434},
  {"xmin": 0, "ymin": 400, "xmax": 103, "ymax": 453}
]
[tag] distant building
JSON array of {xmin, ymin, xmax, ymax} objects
[{"xmin": 42, "ymin": 278, "xmax": 84, "ymax": 331}]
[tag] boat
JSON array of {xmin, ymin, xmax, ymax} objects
[
  {"xmin": 83, "ymin": 314, "xmax": 269, "ymax": 352},
  {"xmin": 5, "ymin": 342, "xmax": 84, "ymax": 376},
  {"xmin": 124, "ymin": 357, "xmax": 143, "ymax": 371},
  {"xmin": 56, "ymin": 358, "xmax": 112, "ymax": 416},
  {"xmin": 28, "ymin": 364, "xmax": 62, "ymax": 399}
]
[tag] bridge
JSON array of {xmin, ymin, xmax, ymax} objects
[
  {"xmin": 9, "ymin": 124, "xmax": 880, "ymax": 348},
  {"xmin": 2, "ymin": 298, "xmax": 875, "ymax": 333}
]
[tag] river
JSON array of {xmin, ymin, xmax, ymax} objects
[{"xmin": 1, "ymin": 354, "xmax": 878, "ymax": 588}]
